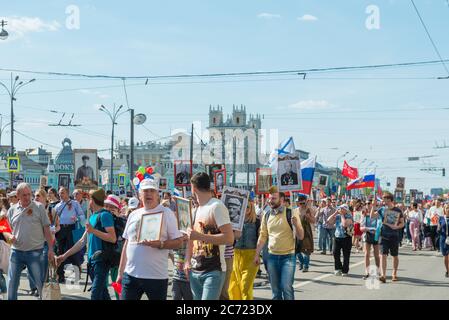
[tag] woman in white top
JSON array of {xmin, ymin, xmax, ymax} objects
[{"xmin": 407, "ymin": 203, "xmax": 423, "ymax": 251}]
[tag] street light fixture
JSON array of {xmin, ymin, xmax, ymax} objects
[
  {"xmin": 348, "ymin": 155, "xmax": 358, "ymax": 162},
  {"xmin": 0, "ymin": 73, "xmax": 36, "ymax": 187},
  {"xmin": 0, "ymin": 20, "xmax": 8, "ymax": 40},
  {"xmin": 100, "ymin": 104, "xmax": 124, "ymax": 192}
]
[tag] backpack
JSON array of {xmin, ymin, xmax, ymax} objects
[
  {"xmin": 95, "ymin": 211, "xmax": 127, "ymax": 267},
  {"xmin": 264, "ymin": 208, "xmax": 301, "ymax": 253}
]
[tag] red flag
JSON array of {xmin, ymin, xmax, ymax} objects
[
  {"xmin": 342, "ymin": 161, "xmax": 358, "ymax": 180},
  {"xmin": 0, "ymin": 219, "xmax": 12, "ymax": 233}
]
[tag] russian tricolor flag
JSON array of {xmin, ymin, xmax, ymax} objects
[
  {"xmin": 298, "ymin": 157, "xmax": 316, "ymax": 195},
  {"xmin": 346, "ymin": 173, "xmax": 376, "ymax": 190}
]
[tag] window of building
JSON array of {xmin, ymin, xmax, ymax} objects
[
  {"xmin": 236, "ymin": 117, "xmax": 240, "ymax": 124},
  {"xmin": 213, "ymin": 117, "xmax": 216, "ymax": 124}
]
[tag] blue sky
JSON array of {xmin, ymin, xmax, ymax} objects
[{"xmin": 1, "ymin": 0, "xmax": 449, "ymax": 193}]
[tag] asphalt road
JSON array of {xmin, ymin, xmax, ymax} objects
[{"xmin": 9, "ymin": 241, "xmax": 448, "ymax": 300}]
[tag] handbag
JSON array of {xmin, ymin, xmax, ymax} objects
[
  {"xmin": 42, "ymin": 262, "xmax": 61, "ymax": 300},
  {"xmin": 0, "ymin": 240, "xmax": 10, "ymax": 273}
]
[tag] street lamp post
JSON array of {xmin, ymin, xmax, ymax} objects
[
  {"xmin": 130, "ymin": 112, "xmax": 147, "ymax": 194},
  {"xmin": 100, "ymin": 104, "xmax": 124, "ymax": 193},
  {"xmin": 0, "ymin": 73, "xmax": 36, "ymax": 187}
]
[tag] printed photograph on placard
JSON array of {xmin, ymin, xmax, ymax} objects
[
  {"xmin": 58, "ymin": 174, "xmax": 70, "ymax": 191},
  {"xmin": 174, "ymin": 197, "xmax": 192, "ymax": 232},
  {"xmin": 137, "ymin": 212, "xmax": 163, "ymax": 242},
  {"xmin": 221, "ymin": 186, "xmax": 249, "ymax": 231},
  {"xmin": 159, "ymin": 178, "xmax": 168, "ymax": 191},
  {"xmin": 174, "ymin": 160, "xmax": 192, "ymax": 187},
  {"xmin": 256, "ymin": 168, "xmax": 272, "ymax": 194},
  {"xmin": 214, "ymin": 168, "xmax": 226, "ymax": 195},
  {"xmin": 207, "ymin": 164, "xmax": 224, "ymax": 189},
  {"xmin": 277, "ymin": 154, "xmax": 302, "ymax": 192},
  {"xmin": 73, "ymin": 149, "xmax": 98, "ymax": 189}
]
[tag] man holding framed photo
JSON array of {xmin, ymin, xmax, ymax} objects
[
  {"xmin": 184, "ymin": 172, "xmax": 234, "ymax": 300},
  {"xmin": 116, "ymin": 178, "xmax": 183, "ymax": 300},
  {"xmin": 370, "ymin": 191, "xmax": 405, "ymax": 283}
]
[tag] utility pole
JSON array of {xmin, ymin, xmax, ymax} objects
[
  {"xmin": 130, "ymin": 108, "xmax": 134, "ymax": 192},
  {"xmin": 190, "ymin": 123, "xmax": 194, "ymax": 167}
]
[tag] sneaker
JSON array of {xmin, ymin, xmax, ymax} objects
[
  {"xmin": 362, "ymin": 274, "xmax": 369, "ymax": 280},
  {"xmin": 320, "ymin": 251, "xmax": 326, "ymax": 255},
  {"xmin": 303, "ymin": 268, "xmax": 309, "ymax": 273},
  {"xmin": 341, "ymin": 273, "xmax": 348, "ymax": 277},
  {"xmin": 29, "ymin": 288, "xmax": 37, "ymax": 296},
  {"xmin": 299, "ymin": 265, "xmax": 303, "ymax": 271},
  {"xmin": 334, "ymin": 270, "xmax": 342, "ymax": 276}
]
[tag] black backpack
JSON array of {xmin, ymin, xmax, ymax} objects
[
  {"xmin": 264, "ymin": 208, "xmax": 302, "ymax": 253},
  {"xmin": 95, "ymin": 211, "xmax": 127, "ymax": 267}
]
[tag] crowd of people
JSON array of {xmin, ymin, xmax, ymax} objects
[{"xmin": 0, "ymin": 174, "xmax": 448, "ymax": 301}]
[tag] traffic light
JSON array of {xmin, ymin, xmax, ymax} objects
[{"xmin": 443, "ymin": 168, "xmax": 446, "ymax": 177}]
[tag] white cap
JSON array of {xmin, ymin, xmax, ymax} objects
[
  {"xmin": 338, "ymin": 204, "xmax": 349, "ymax": 211},
  {"xmin": 7, "ymin": 191, "xmax": 17, "ymax": 197},
  {"xmin": 128, "ymin": 197, "xmax": 139, "ymax": 209},
  {"xmin": 140, "ymin": 178, "xmax": 159, "ymax": 191}
]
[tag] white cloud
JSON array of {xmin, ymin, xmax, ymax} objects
[
  {"xmin": 257, "ymin": 13, "xmax": 281, "ymax": 19},
  {"xmin": 0, "ymin": 16, "xmax": 61, "ymax": 40},
  {"xmin": 297, "ymin": 14, "xmax": 318, "ymax": 22},
  {"xmin": 288, "ymin": 100, "xmax": 332, "ymax": 110}
]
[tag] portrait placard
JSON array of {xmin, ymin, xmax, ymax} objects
[
  {"xmin": 137, "ymin": 212, "xmax": 163, "ymax": 242},
  {"xmin": 73, "ymin": 149, "xmax": 98, "ymax": 189},
  {"xmin": 214, "ymin": 168, "xmax": 226, "ymax": 196},
  {"xmin": 221, "ymin": 186, "xmax": 249, "ymax": 231},
  {"xmin": 277, "ymin": 154, "xmax": 302, "ymax": 192},
  {"xmin": 174, "ymin": 197, "xmax": 193, "ymax": 233},
  {"xmin": 174, "ymin": 160, "xmax": 192, "ymax": 187},
  {"xmin": 256, "ymin": 168, "xmax": 272, "ymax": 195}
]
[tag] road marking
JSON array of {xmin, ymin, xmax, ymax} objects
[{"xmin": 294, "ymin": 259, "xmax": 370, "ymax": 289}]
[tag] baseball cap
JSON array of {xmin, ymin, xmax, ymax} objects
[
  {"xmin": 104, "ymin": 195, "xmax": 121, "ymax": 209},
  {"xmin": 338, "ymin": 204, "xmax": 349, "ymax": 211},
  {"xmin": 128, "ymin": 197, "xmax": 139, "ymax": 209},
  {"xmin": 140, "ymin": 178, "xmax": 159, "ymax": 191}
]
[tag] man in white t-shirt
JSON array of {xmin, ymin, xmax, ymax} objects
[
  {"xmin": 116, "ymin": 178, "xmax": 183, "ymax": 300},
  {"xmin": 426, "ymin": 199, "xmax": 444, "ymax": 251},
  {"xmin": 184, "ymin": 172, "xmax": 234, "ymax": 300}
]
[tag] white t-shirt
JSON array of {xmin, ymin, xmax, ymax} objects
[
  {"xmin": 122, "ymin": 204, "xmax": 182, "ymax": 279},
  {"xmin": 191, "ymin": 198, "xmax": 231, "ymax": 273}
]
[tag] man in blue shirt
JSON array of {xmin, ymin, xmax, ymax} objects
[
  {"xmin": 56, "ymin": 188, "xmax": 116, "ymax": 300},
  {"xmin": 370, "ymin": 191, "xmax": 404, "ymax": 283},
  {"xmin": 54, "ymin": 187, "xmax": 85, "ymax": 282}
]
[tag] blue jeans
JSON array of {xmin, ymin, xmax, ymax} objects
[
  {"xmin": 323, "ymin": 228, "xmax": 335, "ymax": 252},
  {"xmin": 121, "ymin": 273, "xmax": 168, "ymax": 300},
  {"xmin": 0, "ymin": 271, "xmax": 6, "ymax": 294},
  {"xmin": 266, "ymin": 253, "xmax": 296, "ymax": 300},
  {"xmin": 8, "ymin": 248, "xmax": 44, "ymax": 300},
  {"xmin": 28, "ymin": 242, "xmax": 49, "ymax": 290},
  {"xmin": 297, "ymin": 252, "xmax": 310, "ymax": 269},
  {"xmin": 189, "ymin": 270, "xmax": 225, "ymax": 300},
  {"xmin": 318, "ymin": 224, "xmax": 326, "ymax": 251},
  {"xmin": 88, "ymin": 260, "xmax": 111, "ymax": 300}
]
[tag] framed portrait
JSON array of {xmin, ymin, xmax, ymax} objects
[
  {"xmin": 318, "ymin": 174, "xmax": 328, "ymax": 187},
  {"xmin": 206, "ymin": 164, "xmax": 224, "ymax": 189},
  {"xmin": 118, "ymin": 174, "xmax": 125, "ymax": 187},
  {"xmin": 58, "ymin": 174, "xmax": 70, "ymax": 191},
  {"xmin": 174, "ymin": 197, "xmax": 192, "ymax": 232},
  {"xmin": 383, "ymin": 209, "xmax": 400, "ymax": 226},
  {"xmin": 394, "ymin": 190, "xmax": 404, "ymax": 202},
  {"xmin": 159, "ymin": 178, "xmax": 168, "ymax": 191},
  {"xmin": 40, "ymin": 176, "xmax": 48, "ymax": 187},
  {"xmin": 221, "ymin": 186, "xmax": 249, "ymax": 231},
  {"xmin": 256, "ymin": 168, "xmax": 272, "ymax": 195},
  {"xmin": 214, "ymin": 168, "xmax": 226, "ymax": 196},
  {"xmin": 73, "ymin": 149, "xmax": 98, "ymax": 189},
  {"xmin": 396, "ymin": 177, "xmax": 405, "ymax": 190},
  {"xmin": 174, "ymin": 160, "xmax": 192, "ymax": 187},
  {"xmin": 137, "ymin": 211, "xmax": 163, "ymax": 242},
  {"xmin": 277, "ymin": 154, "xmax": 302, "ymax": 192},
  {"xmin": 405, "ymin": 194, "xmax": 411, "ymax": 206}
]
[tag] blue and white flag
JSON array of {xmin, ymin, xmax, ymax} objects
[{"xmin": 267, "ymin": 136, "xmax": 296, "ymax": 171}]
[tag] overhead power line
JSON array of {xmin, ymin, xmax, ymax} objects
[
  {"xmin": 410, "ymin": 0, "xmax": 449, "ymax": 77},
  {"xmin": 1, "ymin": 58, "xmax": 449, "ymax": 80}
]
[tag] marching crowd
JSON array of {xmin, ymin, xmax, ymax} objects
[{"xmin": 0, "ymin": 173, "xmax": 448, "ymax": 301}]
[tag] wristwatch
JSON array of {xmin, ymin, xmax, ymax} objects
[{"xmin": 159, "ymin": 240, "xmax": 165, "ymax": 249}]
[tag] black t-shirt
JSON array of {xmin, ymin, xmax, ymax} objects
[{"xmin": 378, "ymin": 206, "xmax": 403, "ymax": 240}]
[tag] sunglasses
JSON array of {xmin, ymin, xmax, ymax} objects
[{"xmin": 298, "ymin": 202, "xmax": 306, "ymax": 205}]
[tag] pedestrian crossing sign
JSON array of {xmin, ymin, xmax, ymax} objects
[{"xmin": 7, "ymin": 157, "xmax": 20, "ymax": 172}]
